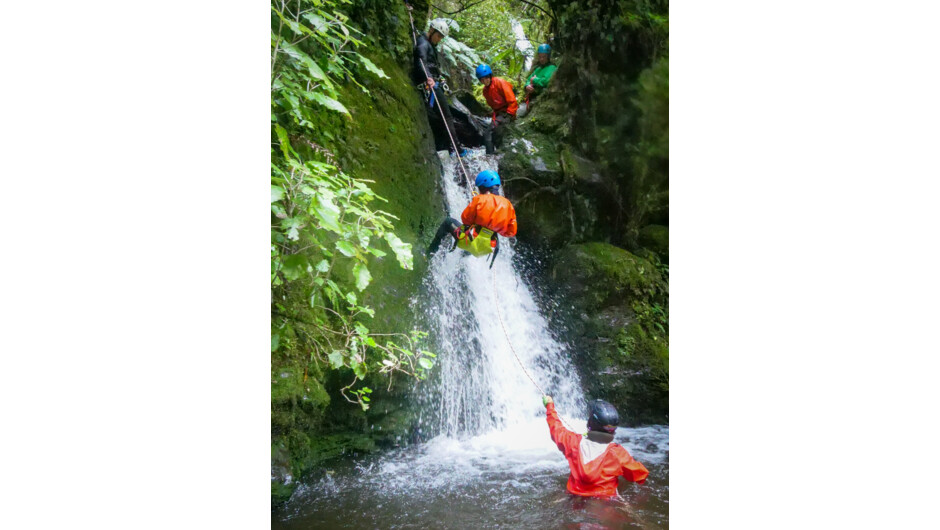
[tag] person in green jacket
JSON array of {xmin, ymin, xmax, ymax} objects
[{"xmin": 517, "ymin": 44, "xmax": 557, "ymax": 117}]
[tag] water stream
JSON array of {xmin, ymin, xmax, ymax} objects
[{"xmin": 273, "ymin": 150, "xmax": 669, "ymax": 528}]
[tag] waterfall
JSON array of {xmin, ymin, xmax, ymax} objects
[
  {"xmin": 416, "ymin": 149, "xmax": 585, "ymax": 438},
  {"xmin": 510, "ymin": 18, "xmax": 535, "ymax": 72},
  {"xmin": 274, "ymin": 150, "xmax": 670, "ymax": 526}
]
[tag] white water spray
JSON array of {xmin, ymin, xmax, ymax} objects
[
  {"xmin": 418, "ymin": 149, "xmax": 584, "ymax": 438},
  {"xmin": 511, "ymin": 18, "xmax": 535, "ymax": 72},
  {"xmin": 276, "ymin": 151, "xmax": 670, "ymax": 526}
]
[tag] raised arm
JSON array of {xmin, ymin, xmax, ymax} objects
[{"xmin": 544, "ymin": 397, "xmax": 580, "ymax": 454}]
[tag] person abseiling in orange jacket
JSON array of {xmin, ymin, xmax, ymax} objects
[
  {"xmin": 543, "ymin": 395, "xmax": 649, "ymax": 497},
  {"xmin": 476, "ymin": 64, "xmax": 518, "ymax": 155},
  {"xmin": 427, "ymin": 170, "xmax": 517, "ymax": 264}
]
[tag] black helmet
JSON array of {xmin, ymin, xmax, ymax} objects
[{"xmin": 587, "ymin": 400, "xmax": 619, "ymax": 434}]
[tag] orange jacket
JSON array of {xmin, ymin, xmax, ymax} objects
[
  {"xmin": 482, "ymin": 77, "xmax": 518, "ymax": 117},
  {"xmin": 461, "ymin": 192, "xmax": 517, "ymax": 237},
  {"xmin": 546, "ymin": 403, "xmax": 649, "ymax": 497}
]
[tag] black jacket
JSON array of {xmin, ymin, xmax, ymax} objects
[{"xmin": 412, "ymin": 33, "xmax": 442, "ymax": 85}]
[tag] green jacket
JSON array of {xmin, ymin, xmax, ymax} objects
[{"xmin": 526, "ymin": 63, "xmax": 557, "ymax": 93}]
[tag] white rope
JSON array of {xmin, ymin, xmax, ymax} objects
[
  {"xmin": 491, "ymin": 268, "xmax": 578, "ymax": 432},
  {"xmin": 405, "ymin": 2, "xmax": 576, "ymax": 433}
]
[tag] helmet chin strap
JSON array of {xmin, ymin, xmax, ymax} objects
[{"xmin": 586, "ymin": 431, "xmax": 615, "ymax": 444}]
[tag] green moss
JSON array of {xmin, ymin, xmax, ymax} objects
[
  {"xmin": 271, "ymin": 479, "xmax": 296, "ymax": 507},
  {"xmin": 367, "ymin": 404, "xmax": 417, "ymax": 447},
  {"xmin": 553, "ymin": 242, "xmax": 662, "ymax": 310},
  {"xmin": 599, "ymin": 323, "xmax": 669, "ymax": 425},
  {"xmin": 271, "ymin": 20, "xmax": 443, "ymax": 506},
  {"xmin": 330, "ymin": 49, "xmax": 443, "ymax": 333},
  {"xmin": 638, "ymin": 224, "xmax": 668, "ymax": 263}
]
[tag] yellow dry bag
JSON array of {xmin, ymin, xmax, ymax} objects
[{"xmin": 456, "ymin": 226, "xmax": 496, "ymax": 257}]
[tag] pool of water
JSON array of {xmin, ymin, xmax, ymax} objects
[{"xmin": 273, "ymin": 420, "xmax": 668, "ymax": 529}]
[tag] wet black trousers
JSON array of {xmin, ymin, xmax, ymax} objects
[
  {"xmin": 427, "ymin": 217, "xmax": 462, "ymax": 254},
  {"xmin": 483, "ymin": 112, "xmax": 513, "ymax": 155},
  {"xmin": 426, "ymin": 86, "xmax": 460, "ymax": 152}
]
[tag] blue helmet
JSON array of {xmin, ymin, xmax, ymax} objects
[
  {"xmin": 475, "ymin": 170, "xmax": 500, "ymax": 188},
  {"xmin": 475, "ymin": 64, "xmax": 493, "ymax": 79},
  {"xmin": 537, "ymin": 43, "xmax": 551, "ymax": 54}
]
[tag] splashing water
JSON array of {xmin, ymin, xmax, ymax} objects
[
  {"xmin": 416, "ymin": 149, "xmax": 585, "ymax": 436},
  {"xmin": 511, "ymin": 18, "xmax": 535, "ymax": 72},
  {"xmin": 273, "ymin": 150, "xmax": 669, "ymax": 529}
]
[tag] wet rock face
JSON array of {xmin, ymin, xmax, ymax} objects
[
  {"xmin": 271, "ymin": 1, "xmax": 444, "ymax": 506},
  {"xmin": 550, "ymin": 242, "xmax": 668, "ymax": 425},
  {"xmin": 553, "ymin": 242, "xmax": 662, "ymax": 311}
]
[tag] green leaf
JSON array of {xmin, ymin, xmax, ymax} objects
[
  {"xmin": 271, "ymin": 185, "xmax": 284, "ymax": 203},
  {"xmin": 281, "ymin": 217, "xmax": 303, "ymax": 241},
  {"xmin": 354, "ymin": 322, "xmax": 369, "ymax": 337},
  {"xmin": 345, "ymin": 292, "xmax": 357, "ymax": 306},
  {"xmin": 335, "ymin": 240, "xmax": 356, "ymax": 257},
  {"xmin": 353, "ymin": 362, "xmax": 367, "ymax": 378},
  {"xmin": 281, "ymin": 42, "xmax": 329, "ymax": 85},
  {"xmin": 315, "ymin": 259, "xmax": 330, "ymax": 273},
  {"xmin": 302, "ymin": 12, "xmax": 328, "ymax": 32},
  {"xmin": 311, "ymin": 195, "xmax": 342, "ymax": 233},
  {"xmin": 384, "ymin": 233, "xmax": 413, "ymax": 270},
  {"xmin": 274, "ymin": 124, "xmax": 295, "ymax": 158},
  {"xmin": 327, "ymin": 351, "xmax": 344, "ymax": 369},
  {"xmin": 311, "ymin": 91, "xmax": 349, "ymax": 115},
  {"xmin": 418, "ymin": 358, "xmax": 433, "ymax": 370},
  {"xmin": 356, "ymin": 54, "xmax": 390, "ymax": 79},
  {"xmin": 271, "ymin": 333, "xmax": 280, "ymax": 352},
  {"xmin": 353, "ymin": 262, "xmax": 372, "ymax": 291},
  {"xmin": 280, "ymin": 254, "xmax": 309, "ymax": 281}
]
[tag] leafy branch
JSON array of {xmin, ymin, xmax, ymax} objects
[{"xmin": 271, "ymin": 0, "xmax": 435, "ymax": 410}]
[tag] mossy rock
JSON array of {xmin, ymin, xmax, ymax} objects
[
  {"xmin": 596, "ymin": 323, "xmax": 669, "ymax": 425},
  {"xmin": 271, "ymin": 479, "xmax": 296, "ymax": 507},
  {"xmin": 559, "ymin": 145, "xmax": 604, "ymax": 186},
  {"xmin": 271, "ymin": 18, "xmax": 444, "ymax": 507},
  {"xmin": 368, "ymin": 404, "xmax": 417, "ymax": 447},
  {"xmin": 553, "ymin": 242, "xmax": 661, "ymax": 311},
  {"xmin": 637, "ymin": 224, "xmax": 668, "ymax": 263}
]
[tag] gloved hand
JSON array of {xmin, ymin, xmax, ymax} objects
[{"xmin": 542, "ymin": 395, "xmax": 553, "ymax": 406}]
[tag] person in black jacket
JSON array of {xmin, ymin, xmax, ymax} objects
[{"xmin": 413, "ymin": 19, "xmax": 467, "ymax": 157}]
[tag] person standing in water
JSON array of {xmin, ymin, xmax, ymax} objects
[{"xmin": 543, "ymin": 396, "xmax": 649, "ymax": 497}]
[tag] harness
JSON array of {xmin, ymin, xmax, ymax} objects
[
  {"xmin": 415, "ymin": 77, "xmax": 451, "ymax": 109},
  {"xmin": 451, "ymin": 225, "xmax": 500, "ymax": 268}
]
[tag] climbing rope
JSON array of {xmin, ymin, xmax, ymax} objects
[
  {"xmin": 405, "ymin": 3, "xmax": 476, "ymax": 197},
  {"xmin": 406, "ymin": 1, "xmax": 577, "ymax": 432},
  {"xmin": 491, "ymin": 268, "xmax": 545, "ymax": 395},
  {"xmin": 491, "ymin": 268, "xmax": 579, "ymax": 432}
]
